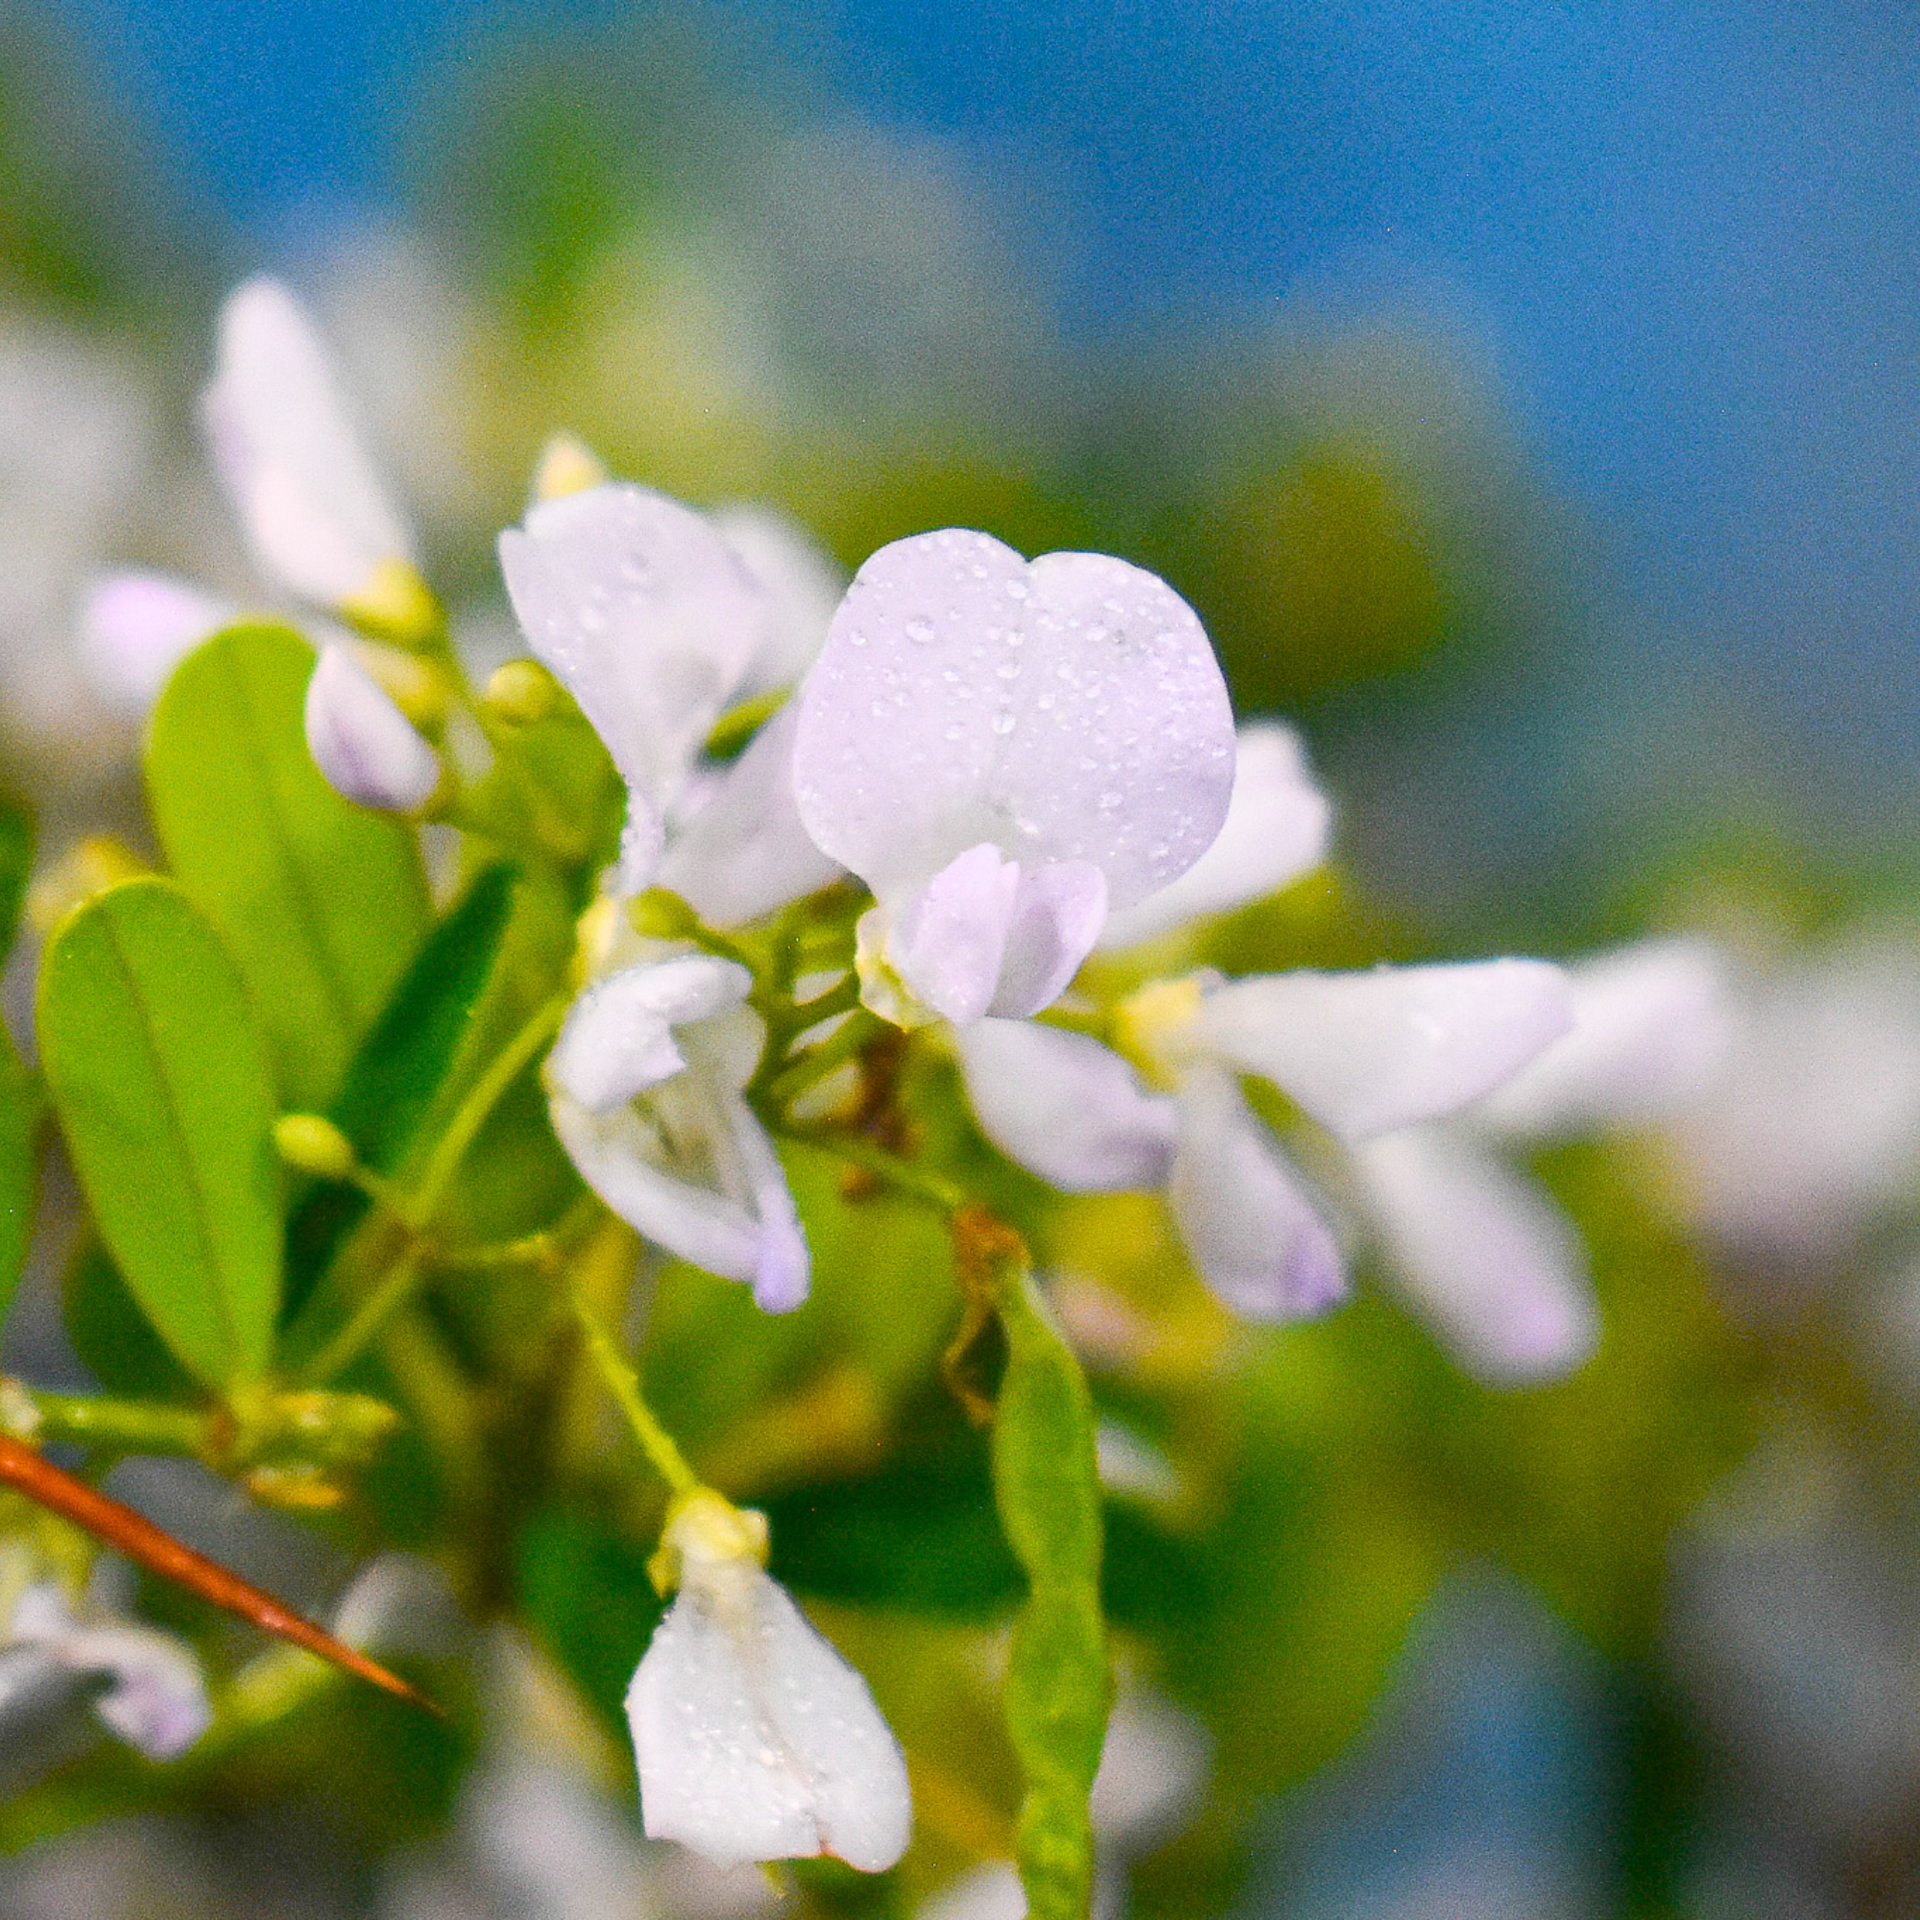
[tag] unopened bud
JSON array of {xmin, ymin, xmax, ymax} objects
[
  {"xmin": 627, "ymin": 887, "xmax": 700, "ymax": 941},
  {"xmin": 484, "ymin": 658, "xmax": 559, "ymax": 726},
  {"xmin": 532, "ymin": 431, "xmax": 609, "ymax": 503},
  {"xmin": 305, "ymin": 645, "xmax": 442, "ymax": 813},
  {"xmin": 272, "ymin": 1113, "xmax": 358, "ymax": 1180}
]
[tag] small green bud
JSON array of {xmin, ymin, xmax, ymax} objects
[
  {"xmin": 628, "ymin": 887, "xmax": 701, "ymax": 940},
  {"xmin": 483, "ymin": 658, "xmax": 560, "ymax": 726},
  {"xmin": 272, "ymin": 1113, "xmax": 357, "ymax": 1181}
]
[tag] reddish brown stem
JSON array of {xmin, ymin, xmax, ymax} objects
[{"xmin": 0, "ymin": 1434, "xmax": 441, "ymax": 1717}]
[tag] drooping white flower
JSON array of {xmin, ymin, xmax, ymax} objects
[
  {"xmin": 1097, "ymin": 722, "xmax": 1332, "ymax": 949},
  {"xmin": 78, "ymin": 570, "xmax": 235, "ymax": 713},
  {"xmin": 546, "ymin": 948, "xmax": 808, "ymax": 1310},
  {"xmin": 711, "ymin": 503, "xmax": 849, "ymax": 700},
  {"xmin": 0, "ymin": 1583, "xmax": 210, "ymax": 1760},
  {"xmin": 791, "ymin": 528, "xmax": 1237, "ymax": 1026},
  {"xmin": 629, "ymin": 1492, "xmax": 910, "ymax": 1872},
  {"xmin": 957, "ymin": 957, "xmax": 1573, "ymax": 1328},
  {"xmin": 304, "ymin": 644, "xmax": 442, "ymax": 813},
  {"xmin": 201, "ymin": 278, "xmax": 419, "ymax": 620}
]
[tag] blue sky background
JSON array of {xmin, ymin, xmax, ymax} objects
[{"xmin": 32, "ymin": 0, "xmax": 1920, "ymax": 840}]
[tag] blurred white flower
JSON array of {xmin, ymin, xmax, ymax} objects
[
  {"xmin": 629, "ymin": 1492, "xmax": 910, "ymax": 1872},
  {"xmin": 546, "ymin": 948, "xmax": 808, "ymax": 1311},
  {"xmin": 77, "ymin": 570, "xmax": 235, "ymax": 713},
  {"xmin": 959, "ymin": 958, "xmax": 1573, "ymax": 1327},
  {"xmin": 304, "ymin": 644, "xmax": 441, "ymax": 813},
  {"xmin": 0, "ymin": 1583, "xmax": 209, "ymax": 1760},
  {"xmin": 202, "ymin": 277, "xmax": 419, "ymax": 619},
  {"xmin": 791, "ymin": 528, "xmax": 1237, "ymax": 1026}
]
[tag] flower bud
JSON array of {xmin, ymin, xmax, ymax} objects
[
  {"xmin": 531, "ymin": 431, "xmax": 609, "ymax": 503},
  {"xmin": 483, "ymin": 658, "xmax": 559, "ymax": 726},
  {"xmin": 304, "ymin": 645, "xmax": 441, "ymax": 813},
  {"xmin": 272, "ymin": 1112, "xmax": 358, "ymax": 1180}
]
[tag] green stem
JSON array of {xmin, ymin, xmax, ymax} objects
[
  {"xmin": 570, "ymin": 1293, "xmax": 699, "ymax": 1496},
  {"xmin": 781, "ymin": 1125, "xmax": 966, "ymax": 1214},
  {"xmin": 299, "ymin": 1245, "xmax": 428, "ymax": 1387},
  {"xmin": 759, "ymin": 1003, "xmax": 882, "ymax": 1110},
  {"xmin": 405, "ymin": 994, "xmax": 571, "ymax": 1230},
  {"xmin": 16, "ymin": 1389, "xmax": 208, "ymax": 1457}
]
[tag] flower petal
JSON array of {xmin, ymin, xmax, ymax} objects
[
  {"xmin": 1201, "ymin": 959, "xmax": 1574, "ymax": 1142},
  {"xmin": 1168, "ymin": 1068, "xmax": 1345, "ymax": 1319},
  {"xmin": 885, "ymin": 842, "xmax": 1021, "ymax": 1026},
  {"xmin": 11, "ymin": 1585, "xmax": 210, "ymax": 1760},
  {"xmin": 712, "ymin": 504, "xmax": 847, "ymax": 697},
  {"xmin": 1355, "ymin": 1127, "xmax": 1598, "ymax": 1383},
  {"xmin": 304, "ymin": 644, "xmax": 441, "ymax": 812},
  {"xmin": 628, "ymin": 1561, "xmax": 911, "ymax": 1871},
  {"xmin": 79, "ymin": 570, "xmax": 234, "ymax": 711},
  {"xmin": 1476, "ymin": 937, "xmax": 1729, "ymax": 1138},
  {"xmin": 549, "ymin": 1059, "xmax": 808, "ymax": 1313},
  {"xmin": 202, "ymin": 278, "xmax": 413, "ymax": 606},
  {"xmin": 499, "ymin": 483, "xmax": 768, "ymax": 825},
  {"xmin": 549, "ymin": 956, "xmax": 753, "ymax": 1113},
  {"xmin": 1099, "ymin": 723, "xmax": 1332, "ymax": 948},
  {"xmin": 956, "ymin": 1018, "xmax": 1178, "ymax": 1191},
  {"xmin": 656, "ymin": 706, "xmax": 845, "ymax": 926},
  {"xmin": 989, "ymin": 860, "xmax": 1108, "ymax": 1018},
  {"xmin": 791, "ymin": 528, "xmax": 1235, "ymax": 908}
]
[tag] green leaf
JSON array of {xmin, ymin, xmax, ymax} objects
[
  {"xmin": 0, "ymin": 792, "xmax": 34, "ymax": 966},
  {"xmin": 284, "ymin": 864, "xmax": 518, "ymax": 1327},
  {"xmin": 147, "ymin": 623, "xmax": 430, "ymax": 1111},
  {"xmin": 62, "ymin": 1235, "xmax": 200, "ymax": 1400},
  {"xmin": 0, "ymin": 1024, "xmax": 37, "ymax": 1328},
  {"xmin": 969, "ymin": 1221, "xmax": 1110, "ymax": 1920},
  {"xmin": 39, "ymin": 879, "xmax": 282, "ymax": 1388}
]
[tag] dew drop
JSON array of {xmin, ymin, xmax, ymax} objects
[
  {"xmin": 992, "ymin": 711, "xmax": 1017, "ymax": 736},
  {"xmin": 906, "ymin": 616, "xmax": 935, "ymax": 644}
]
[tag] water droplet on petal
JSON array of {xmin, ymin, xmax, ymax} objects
[
  {"xmin": 992, "ymin": 711, "xmax": 1017, "ymax": 736},
  {"xmin": 906, "ymin": 616, "xmax": 935, "ymax": 644}
]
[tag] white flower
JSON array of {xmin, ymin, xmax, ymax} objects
[
  {"xmin": 957, "ymin": 958, "xmax": 1573, "ymax": 1327},
  {"xmin": 499, "ymin": 481, "xmax": 841, "ymax": 916},
  {"xmin": 0, "ymin": 1583, "xmax": 210, "ymax": 1760},
  {"xmin": 546, "ymin": 948, "xmax": 808, "ymax": 1311},
  {"xmin": 790, "ymin": 529, "xmax": 1236, "ymax": 1026},
  {"xmin": 1096, "ymin": 722, "xmax": 1332, "ymax": 949},
  {"xmin": 304, "ymin": 644, "xmax": 441, "ymax": 813},
  {"xmin": 201, "ymin": 277, "xmax": 418, "ymax": 618},
  {"xmin": 629, "ymin": 1492, "xmax": 910, "ymax": 1872},
  {"xmin": 1349, "ymin": 937, "xmax": 1728, "ymax": 1380},
  {"xmin": 78, "ymin": 570, "xmax": 235, "ymax": 713}
]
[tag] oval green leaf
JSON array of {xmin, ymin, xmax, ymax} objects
[
  {"xmin": 147, "ymin": 623, "xmax": 430, "ymax": 1111},
  {"xmin": 39, "ymin": 879, "xmax": 282, "ymax": 1388}
]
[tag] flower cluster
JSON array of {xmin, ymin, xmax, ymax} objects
[{"xmin": 64, "ymin": 275, "xmax": 1739, "ymax": 1892}]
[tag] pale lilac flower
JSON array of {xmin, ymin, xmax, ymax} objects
[
  {"xmin": 1097, "ymin": 722, "xmax": 1331, "ymax": 950},
  {"xmin": 791, "ymin": 528, "xmax": 1236, "ymax": 1026},
  {"xmin": 545, "ymin": 944, "xmax": 807, "ymax": 1311},
  {"xmin": 201, "ymin": 278, "xmax": 419, "ymax": 621},
  {"xmin": 499, "ymin": 481, "xmax": 840, "ymax": 915},
  {"xmin": 78, "ymin": 570, "xmax": 234, "ymax": 713},
  {"xmin": 304, "ymin": 643, "xmax": 441, "ymax": 813},
  {"xmin": 958, "ymin": 958, "xmax": 1573, "ymax": 1326},
  {"xmin": 1354, "ymin": 937, "xmax": 1727, "ymax": 1381},
  {"xmin": 0, "ymin": 1583, "xmax": 210, "ymax": 1759},
  {"xmin": 628, "ymin": 1492, "xmax": 910, "ymax": 1871},
  {"xmin": 711, "ymin": 503, "xmax": 848, "ymax": 700}
]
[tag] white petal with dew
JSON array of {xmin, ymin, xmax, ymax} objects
[
  {"xmin": 1201, "ymin": 959, "xmax": 1574, "ymax": 1143},
  {"xmin": 499, "ymin": 483, "xmax": 767, "ymax": 825},
  {"xmin": 957, "ymin": 1019, "xmax": 1177, "ymax": 1192},
  {"xmin": 1099, "ymin": 723, "xmax": 1332, "ymax": 948},
  {"xmin": 11, "ymin": 1585, "xmax": 210, "ymax": 1760},
  {"xmin": 629, "ymin": 1559, "xmax": 911, "ymax": 1871},
  {"xmin": 712, "ymin": 503, "xmax": 847, "ymax": 697},
  {"xmin": 78, "ymin": 570, "xmax": 234, "ymax": 711},
  {"xmin": 1355, "ymin": 1126, "xmax": 1598, "ymax": 1384},
  {"xmin": 656, "ymin": 706, "xmax": 845, "ymax": 927},
  {"xmin": 1476, "ymin": 936, "xmax": 1729, "ymax": 1139},
  {"xmin": 304, "ymin": 644, "xmax": 440, "ymax": 812},
  {"xmin": 792, "ymin": 528, "xmax": 1234, "ymax": 907},
  {"xmin": 1168, "ymin": 1068, "xmax": 1345, "ymax": 1320},
  {"xmin": 549, "ymin": 956, "xmax": 753, "ymax": 1113},
  {"xmin": 202, "ymin": 277, "xmax": 413, "ymax": 605}
]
